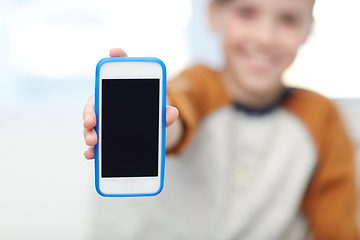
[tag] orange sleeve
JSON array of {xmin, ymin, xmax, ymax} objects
[
  {"xmin": 166, "ymin": 65, "xmax": 230, "ymax": 154},
  {"xmin": 284, "ymin": 89, "xmax": 359, "ymax": 240}
]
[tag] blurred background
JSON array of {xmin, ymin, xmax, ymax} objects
[{"xmin": 0, "ymin": 0, "xmax": 359, "ymax": 239}]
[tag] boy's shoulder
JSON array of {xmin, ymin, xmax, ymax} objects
[
  {"xmin": 286, "ymin": 88, "xmax": 331, "ymax": 105},
  {"xmin": 284, "ymin": 88, "xmax": 343, "ymax": 138},
  {"xmin": 284, "ymin": 88, "xmax": 337, "ymax": 119}
]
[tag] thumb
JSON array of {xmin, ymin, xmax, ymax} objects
[{"xmin": 109, "ymin": 48, "xmax": 128, "ymax": 57}]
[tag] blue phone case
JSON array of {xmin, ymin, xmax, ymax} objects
[{"xmin": 94, "ymin": 57, "xmax": 167, "ymax": 197}]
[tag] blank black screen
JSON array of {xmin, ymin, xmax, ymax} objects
[{"xmin": 101, "ymin": 79, "xmax": 159, "ymax": 177}]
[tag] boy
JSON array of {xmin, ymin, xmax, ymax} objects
[{"xmin": 83, "ymin": 0, "xmax": 359, "ymax": 239}]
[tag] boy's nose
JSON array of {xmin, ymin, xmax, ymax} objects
[{"xmin": 252, "ymin": 19, "xmax": 276, "ymax": 48}]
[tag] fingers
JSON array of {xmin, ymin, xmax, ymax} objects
[
  {"xmin": 84, "ymin": 128, "xmax": 97, "ymax": 160},
  {"xmin": 84, "ymin": 128, "xmax": 98, "ymax": 146},
  {"xmin": 109, "ymin": 48, "xmax": 128, "ymax": 57},
  {"xmin": 83, "ymin": 95, "xmax": 97, "ymax": 160},
  {"xmin": 84, "ymin": 146, "xmax": 94, "ymax": 159},
  {"xmin": 166, "ymin": 106, "xmax": 179, "ymax": 127},
  {"xmin": 83, "ymin": 95, "xmax": 96, "ymax": 129}
]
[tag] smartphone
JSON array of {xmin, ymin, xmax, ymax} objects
[{"xmin": 94, "ymin": 57, "xmax": 166, "ymax": 197}]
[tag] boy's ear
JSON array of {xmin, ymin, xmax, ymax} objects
[{"xmin": 208, "ymin": 1, "xmax": 218, "ymax": 32}]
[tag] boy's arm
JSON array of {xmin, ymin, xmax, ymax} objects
[
  {"xmin": 284, "ymin": 89, "xmax": 359, "ymax": 240},
  {"xmin": 301, "ymin": 103, "xmax": 359, "ymax": 240},
  {"xmin": 166, "ymin": 65, "xmax": 230, "ymax": 154},
  {"xmin": 303, "ymin": 109, "xmax": 358, "ymax": 239}
]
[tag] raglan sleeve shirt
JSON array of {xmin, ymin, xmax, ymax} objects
[{"xmin": 167, "ymin": 65, "xmax": 359, "ymax": 240}]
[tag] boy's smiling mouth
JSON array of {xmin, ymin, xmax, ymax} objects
[{"xmin": 239, "ymin": 49, "xmax": 278, "ymax": 74}]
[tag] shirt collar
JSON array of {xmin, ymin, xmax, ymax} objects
[{"xmin": 233, "ymin": 87, "xmax": 292, "ymax": 116}]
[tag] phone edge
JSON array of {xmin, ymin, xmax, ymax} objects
[{"xmin": 94, "ymin": 57, "xmax": 167, "ymax": 197}]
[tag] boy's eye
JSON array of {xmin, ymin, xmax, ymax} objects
[
  {"xmin": 280, "ymin": 14, "xmax": 299, "ymax": 26},
  {"xmin": 235, "ymin": 6, "xmax": 256, "ymax": 18}
]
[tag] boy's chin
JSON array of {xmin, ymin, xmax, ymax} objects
[{"xmin": 240, "ymin": 80, "xmax": 282, "ymax": 97}]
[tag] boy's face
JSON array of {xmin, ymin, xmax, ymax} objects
[{"xmin": 211, "ymin": 0, "xmax": 313, "ymax": 95}]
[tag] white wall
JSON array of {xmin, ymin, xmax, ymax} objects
[{"xmin": 0, "ymin": 0, "xmax": 191, "ymax": 239}]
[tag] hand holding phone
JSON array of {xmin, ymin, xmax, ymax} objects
[{"xmin": 83, "ymin": 48, "xmax": 179, "ymax": 197}]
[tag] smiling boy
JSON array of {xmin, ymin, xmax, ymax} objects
[{"xmin": 83, "ymin": 0, "xmax": 359, "ymax": 239}]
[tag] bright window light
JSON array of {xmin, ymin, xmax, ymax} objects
[
  {"xmin": 283, "ymin": 0, "xmax": 360, "ymax": 98},
  {"xmin": 5, "ymin": 0, "xmax": 192, "ymax": 80}
]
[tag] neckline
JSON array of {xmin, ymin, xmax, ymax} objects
[{"xmin": 233, "ymin": 87, "xmax": 292, "ymax": 116}]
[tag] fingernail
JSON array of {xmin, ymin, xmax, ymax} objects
[
  {"xmin": 85, "ymin": 131, "xmax": 92, "ymax": 141},
  {"xmin": 83, "ymin": 114, "xmax": 91, "ymax": 123}
]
